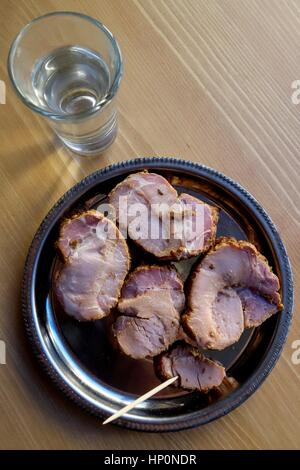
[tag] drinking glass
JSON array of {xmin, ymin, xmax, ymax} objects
[{"xmin": 8, "ymin": 11, "xmax": 123, "ymax": 155}]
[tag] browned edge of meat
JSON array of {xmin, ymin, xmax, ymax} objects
[
  {"xmin": 176, "ymin": 325, "xmax": 198, "ymax": 347},
  {"xmin": 203, "ymin": 204, "xmax": 219, "ymax": 253},
  {"xmin": 154, "ymin": 342, "xmax": 226, "ymax": 393}
]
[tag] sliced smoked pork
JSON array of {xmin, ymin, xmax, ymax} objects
[
  {"xmin": 112, "ymin": 265, "xmax": 185, "ymax": 359},
  {"xmin": 108, "ymin": 171, "xmax": 218, "ymax": 260},
  {"xmin": 54, "ymin": 210, "xmax": 130, "ymax": 321},
  {"xmin": 154, "ymin": 342, "xmax": 226, "ymax": 392},
  {"xmin": 183, "ymin": 237, "xmax": 283, "ymax": 350}
]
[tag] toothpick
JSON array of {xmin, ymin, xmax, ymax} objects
[{"xmin": 102, "ymin": 376, "xmax": 179, "ymax": 425}]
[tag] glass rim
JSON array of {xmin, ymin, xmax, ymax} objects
[{"xmin": 7, "ymin": 11, "xmax": 123, "ymax": 121}]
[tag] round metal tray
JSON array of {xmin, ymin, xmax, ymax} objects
[{"xmin": 22, "ymin": 157, "xmax": 293, "ymax": 431}]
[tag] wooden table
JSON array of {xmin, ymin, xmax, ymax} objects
[{"xmin": 0, "ymin": 0, "xmax": 299, "ymax": 450}]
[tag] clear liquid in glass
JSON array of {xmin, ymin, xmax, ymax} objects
[{"xmin": 32, "ymin": 46, "xmax": 118, "ymax": 154}]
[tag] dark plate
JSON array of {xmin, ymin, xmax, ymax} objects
[{"xmin": 22, "ymin": 157, "xmax": 293, "ymax": 431}]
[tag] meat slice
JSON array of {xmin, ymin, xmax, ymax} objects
[
  {"xmin": 108, "ymin": 171, "xmax": 218, "ymax": 260},
  {"xmin": 54, "ymin": 210, "xmax": 130, "ymax": 321},
  {"xmin": 183, "ymin": 237, "xmax": 283, "ymax": 350},
  {"xmin": 154, "ymin": 342, "xmax": 226, "ymax": 392},
  {"xmin": 112, "ymin": 265, "xmax": 185, "ymax": 359}
]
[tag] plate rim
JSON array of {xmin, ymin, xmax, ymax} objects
[{"xmin": 22, "ymin": 157, "xmax": 294, "ymax": 431}]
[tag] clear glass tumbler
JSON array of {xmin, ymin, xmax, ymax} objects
[{"xmin": 8, "ymin": 11, "xmax": 123, "ymax": 155}]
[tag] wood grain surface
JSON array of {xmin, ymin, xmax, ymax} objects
[{"xmin": 0, "ymin": 0, "xmax": 299, "ymax": 450}]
